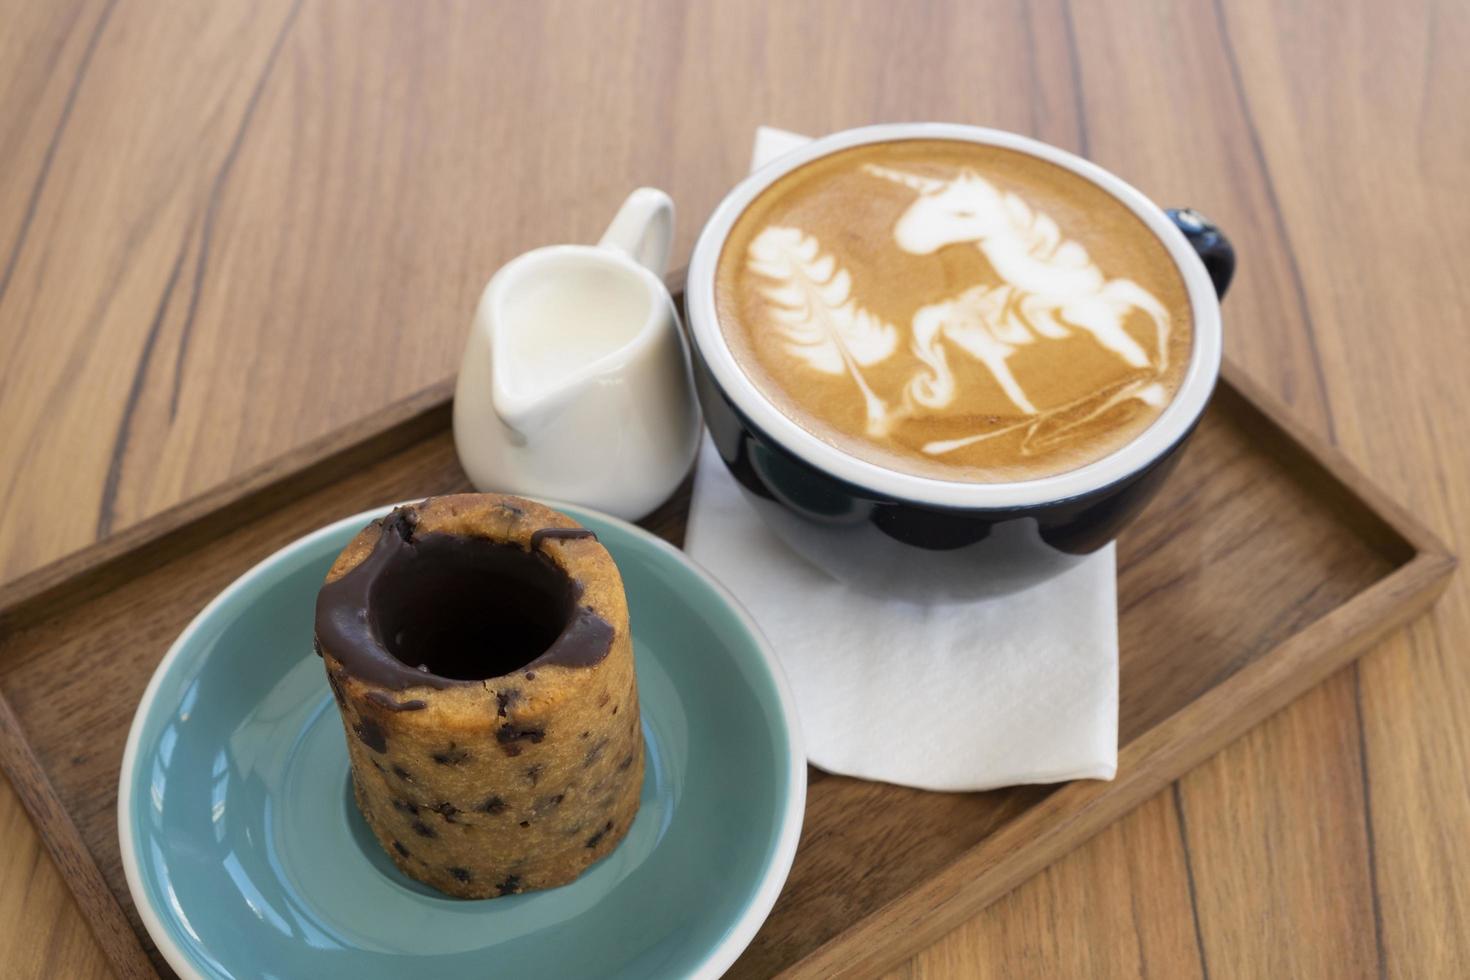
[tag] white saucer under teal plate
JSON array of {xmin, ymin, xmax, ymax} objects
[{"xmin": 119, "ymin": 502, "xmax": 805, "ymax": 979}]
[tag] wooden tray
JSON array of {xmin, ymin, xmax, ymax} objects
[{"xmin": 0, "ymin": 338, "xmax": 1452, "ymax": 978}]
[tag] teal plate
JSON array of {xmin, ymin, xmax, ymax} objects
[{"xmin": 119, "ymin": 503, "xmax": 804, "ymax": 979}]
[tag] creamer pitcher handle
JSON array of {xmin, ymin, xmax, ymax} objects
[{"xmin": 599, "ymin": 188, "xmax": 674, "ymax": 278}]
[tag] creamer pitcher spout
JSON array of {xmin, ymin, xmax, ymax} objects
[
  {"xmin": 485, "ymin": 376, "xmax": 552, "ymax": 447},
  {"xmin": 452, "ymin": 187, "xmax": 700, "ymax": 520}
]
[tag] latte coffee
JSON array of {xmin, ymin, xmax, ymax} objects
[{"xmin": 713, "ymin": 139, "xmax": 1194, "ymax": 483}]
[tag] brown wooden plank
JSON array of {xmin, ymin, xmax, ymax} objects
[
  {"xmin": 885, "ymin": 792, "xmax": 1205, "ymax": 980},
  {"xmin": 0, "ymin": 764, "xmax": 113, "ymax": 980},
  {"xmin": 1177, "ymin": 670, "xmax": 1380, "ymax": 978},
  {"xmin": 0, "ymin": 5, "xmax": 126, "ymax": 973},
  {"xmin": 0, "ymin": 378, "xmax": 453, "ymax": 636},
  {"xmin": 1063, "ymin": 0, "xmax": 1338, "ymax": 439},
  {"xmin": 1, "ymin": 1, "xmax": 1465, "ymax": 976},
  {"xmin": 0, "ymin": 0, "xmax": 112, "ymax": 299},
  {"xmin": 0, "ymin": 691, "xmax": 153, "ymax": 979},
  {"xmin": 1046, "ymin": 6, "xmax": 1467, "ymax": 974},
  {"xmin": 0, "ymin": 0, "xmax": 302, "ymax": 578},
  {"xmin": 1178, "ymin": 0, "xmax": 1470, "ymax": 975}
]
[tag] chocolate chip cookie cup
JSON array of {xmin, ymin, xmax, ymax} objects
[{"xmin": 313, "ymin": 493, "xmax": 644, "ymax": 898}]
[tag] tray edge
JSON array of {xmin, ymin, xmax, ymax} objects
[
  {"xmin": 0, "ymin": 358, "xmax": 1454, "ymax": 980},
  {"xmin": 0, "ymin": 379, "xmax": 454, "ymax": 635},
  {"xmin": 0, "ymin": 689, "xmax": 159, "ymax": 980},
  {"xmin": 776, "ymin": 365, "xmax": 1456, "ymax": 978},
  {"xmin": 779, "ymin": 546, "xmax": 1452, "ymax": 979}
]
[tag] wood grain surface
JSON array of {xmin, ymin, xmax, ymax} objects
[{"xmin": 0, "ymin": 0, "xmax": 1465, "ymax": 977}]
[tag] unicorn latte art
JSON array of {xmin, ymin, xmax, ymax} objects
[{"xmin": 714, "ymin": 139, "xmax": 1193, "ymax": 482}]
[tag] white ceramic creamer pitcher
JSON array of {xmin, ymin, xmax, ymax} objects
[{"xmin": 453, "ymin": 188, "xmax": 701, "ymax": 520}]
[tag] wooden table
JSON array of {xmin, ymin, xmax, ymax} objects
[{"xmin": 2, "ymin": 1, "xmax": 1465, "ymax": 976}]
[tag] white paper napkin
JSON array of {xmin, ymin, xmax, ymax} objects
[{"xmin": 682, "ymin": 126, "xmax": 1118, "ymax": 792}]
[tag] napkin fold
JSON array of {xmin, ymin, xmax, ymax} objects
[{"xmin": 682, "ymin": 126, "xmax": 1118, "ymax": 792}]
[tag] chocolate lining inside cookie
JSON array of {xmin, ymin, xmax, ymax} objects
[
  {"xmin": 370, "ymin": 533, "xmax": 575, "ymax": 681},
  {"xmin": 316, "ymin": 507, "xmax": 616, "ymax": 688}
]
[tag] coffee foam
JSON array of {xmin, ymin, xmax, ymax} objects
[{"xmin": 714, "ymin": 139, "xmax": 1193, "ymax": 483}]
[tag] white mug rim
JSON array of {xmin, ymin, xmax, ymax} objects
[{"xmin": 685, "ymin": 122, "xmax": 1223, "ymax": 510}]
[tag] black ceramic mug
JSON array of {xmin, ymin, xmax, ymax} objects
[{"xmin": 685, "ymin": 124, "xmax": 1234, "ymax": 600}]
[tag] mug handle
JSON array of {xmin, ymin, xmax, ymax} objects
[
  {"xmin": 1167, "ymin": 208, "xmax": 1236, "ymax": 299},
  {"xmin": 600, "ymin": 187, "xmax": 675, "ymax": 278}
]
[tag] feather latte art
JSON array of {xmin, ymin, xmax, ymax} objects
[{"xmin": 714, "ymin": 139, "xmax": 1194, "ymax": 483}]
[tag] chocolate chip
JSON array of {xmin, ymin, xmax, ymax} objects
[
  {"xmin": 391, "ymin": 798, "xmax": 420, "ymax": 816},
  {"xmin": 411, "ymin": 820, "xmax": 436, "ymax": 838},
  {"xmin": 388, "ymin": 507, "xmax": 419, "ymax": 542},
  {"xmin": 392, "ymin": 840, "xmax": 410, "ymax": 857},
  {"xmin": 366, "ymin": 691, "xmax": 427, "ymax": 712},
  {"xmin": 524, "ymin": 671, "xmax": 536, "ymax": 681},
  {"xmin": 371, "ymin": 759, "xmax": 385, "ymax": 773},
  {"xmin": 478, "ymin": 795, "xmax": 507, "ymax": 814},
  {"xmin": 327, "ymin": 673, "xmax": 347, "ymax": 708},
  {"xmin": 432, "ymin": 744, "xmax": 470, "ymax": 765},
  {"xmin": 496, "ymin": 874, "xmax": 523, "ymax": 896},
  {"xmin": 519, "ymin": 820, "xmax": 531, "ymax": 828},
  {"xmin": 597, "ymin": 693, "xmax": 610, "ymax": 708},
  {"xmin": 392, "ymin": 764, "xmax": 414, "ymax": 783},
  {"xmin": 617, "ymin": 752, "xmax": 634, "ymax": 772},
  {"xmin": 583, "ymin": 737, "xmax": 608, "ymax": 768},
  {"xmin": 430, "ymin": 801, "xmax": 459, "ymax": 822},
  {"xmin": 585, "ymin": 821, "xmax": 613, "ymax": 849},
  {"xmin": 448, "ymin": 867, "xmax": 471, "ymax": 883},
  {"xmin": 496, "ymin": 723, "xmax": 545, "ymax": 753},
  {"xmin": 579, "ymin": 731, "xmax": 590, "ymax": 740},
  {"xmin": 353, "ymin": 717, "xmax": 388, "ymax": 753},
  {"xmin": 530, "ymin": 526, "xmax": 598, "ymax": 550},
  {"xmin": 533, "ymin": 794, "xmax": 564, "ymax": 816},
  {"xmin": 524, "ymin": 763, "xmax": 545, "ymax": 786},
  {"xmin": 496, "ymin": 690, "xmax": 521, "ymax": 718},
  {"xmin": 611, "ymin": 704, "xmax": 618, "ymax": 715}
]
